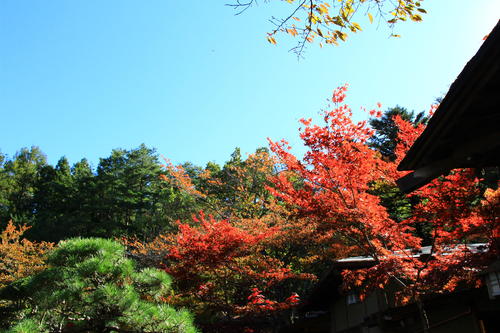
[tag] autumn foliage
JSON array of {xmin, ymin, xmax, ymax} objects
[
  {"xmin": 161, "ymin": 148, "xmax": 279, "ymax": 220},
  {"xmin": 269, "ymin": 85, "xmax": 499, "ymax": 305},
  {"xmin": 230, "ymin": 0, "xmax": 427, "ymax": 55},
  {"xmin": 129, "ymin": 211, "xmax": 314, "ymax": 331},
  {"xmin": 0, "ymin": 80, "xmax": 470, "ymax": 333},
  {"xmin": 0, "ymin": 221, "xmax": 53, "ymax": 289},
  {"xmin": 269, "ymin": 85, "xmax": 419, "ymax": 263},
  {"xmin": 128, "ymin": 85, "xmax": 499, "ymax": 331}
]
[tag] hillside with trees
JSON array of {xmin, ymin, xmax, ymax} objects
[{"xmin": 2, "ymin": 88, "xmax": 497, "ymax": 332}]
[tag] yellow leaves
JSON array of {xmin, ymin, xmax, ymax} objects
[
  {"xmin": 1, "ymin": 221, "xmax": 29, "ymax": 244},
  {"xmin": 286, "ymin": 28, "xmax": 298, "ymax": 37},
  {"xmin": 267, "ymin": 36, "xmax": 277, "ymax": 45},
  {"xmin": 340, "ymin": 7, "xmax": 354, "ymax": 21},
  {"xmin": 400, "ymin": 295, "xmax": 412, "ymax": 305},
  {"xmin": 316, "ymin": 3, "xmax": 330, "ymax": 15},
  {"xmin": 262, "ymin": 0, "xmax": 428, "ymax": 55},
  {"xmin": 482, "ymin": 187, "xmax": 500, "ymax": 208},
  {"xmin": 326, "ymin": 38, "xmax": 339, "ymax": 46},
  {"xmin": 484, "ymin": 188, "xmax": 499, "ymax": 201},
  {"xmin": 335, "ymin": 30, "xmax": 348, "ymax": 42},
  {"xmin": 329, "ymin": 15, "xmax": 345, "ymax": 27},
  {"xmin": 350, "ymin": 22, "xmax": 362, "ymax": 32},
  {"xmin": 410, "ymin": 14, "xmax": 423, "ymax": 22},
  {"xmin": 162, "ymin": 159, "xmax": 207, "ymax": 199},
  {"xmin": 310, "ymin": 14, "xmax": 321, "ymax": 24}
]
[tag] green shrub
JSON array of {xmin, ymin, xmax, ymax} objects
[{"xmin": 1, "ymin": 238, "xmax": 198, "ymax": 333}]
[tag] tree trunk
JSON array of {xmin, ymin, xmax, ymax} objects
[{"xmin": 417, "ymin": 299, "xmax": 430, "ymax": 333}]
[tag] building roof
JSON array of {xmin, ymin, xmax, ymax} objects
[
  {"xmin": 397, "ymin": 20, "xmax": 500, "ymax": 193},
  {"xmin": 335, "ymin": 243, "xmax": 487, "ymax": 265},
  {"xmin": 299, "ymin": 244, "xmax": 487, "ymax": 312}
]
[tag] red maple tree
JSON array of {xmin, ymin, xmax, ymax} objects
[
  {"xmin": 129, "ymin": 212, "xmax": 314, "ymax": 331},
  {"xmin": 130, "ymin": 87, "xmax": 498, "ymax": 331},
  {"xmin": 269, "ymin": 85, "xmax": 499, "ymax": 306}
]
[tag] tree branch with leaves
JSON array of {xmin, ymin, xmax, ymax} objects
[{"xmin": 228, "ymin": 0, "xmax": 427, "ymax": 56}]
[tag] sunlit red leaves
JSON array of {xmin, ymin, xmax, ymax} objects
[
  {"xmin": 345, "ymin": 172, "xmax": 495, "ymax": 303},
  {"xmin": 269, "ymin": 85, "xmax": 417, "ymax": 262},
  {"xmin": 129, "ymin": 211, "xmax": 314, "ymax": 329},
  {"xmin": 140, "ymin": 83, "xmax": 496, "ymax": 321},
  {"xmin": 269, "ymin": 84, "xmax": 497, "ymax": 305},
  {"xmin": 167, "ymin": 212, "xmax": 273, "ymax": 268},
  {"xmin": 410, "ymin": 170, "xmax": 485, "ymax": 243},
  {"xmin": 392, "ymin": 114, "xmax": 426, "ymax": 166}
]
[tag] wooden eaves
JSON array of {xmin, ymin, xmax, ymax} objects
[{"xmin": 397, "ymin": 20, "xmax": 500, "ymax": 193}]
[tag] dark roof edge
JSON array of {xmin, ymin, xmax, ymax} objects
[{"xmin": 398, "ymin": 20, "xmax": 500, "ymax": 171}]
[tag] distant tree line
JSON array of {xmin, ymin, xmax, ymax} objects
[
  {"xmin": 0, "ymin": 144, "xmax": 203, "ymax": 242},
  {"xmin": 0, "ymin": 106, "xmax": 427, "ymax": 244}
]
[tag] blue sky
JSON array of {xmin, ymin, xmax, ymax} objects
[{"xmin": 1, "ymin": 1, "xmax": 499, "ymax": 168}]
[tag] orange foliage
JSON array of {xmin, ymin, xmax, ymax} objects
[
  {"xmin": 161, "ymin": 159, "xmax": 207, "ymax": 199},
  {"xmin": 162, "ymin": 149, "xmax": 280, "ymax": 220},
  {"xmin": 0, "ymin": 221, "xmax": 53, "ymax": 288},
  {"xmin": 270, "ymin": 85, "xmax": 499, "ymax": 304}
]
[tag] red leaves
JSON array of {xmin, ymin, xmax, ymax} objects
[
  {"xmin": 285, "ymin": 292, "xmax": 300, "ymax": 305},
  {"xmin": 331, "ymin": 84, "xmax": 348, "ymax": 104},
  {"xmin": 269, "ymin": 84, "xmax": 499, "ymax": 305},
  {"xmin": 392, "ymin": 114, "xmax": 426, "ymax": 166},
  {"xmin": 131, "ymin": 85, "xmax": 498, "ymax": 327},
  {"xmin": 131, "ymin": 211, "xmax": 314, "ymax": 329},
  {"xmin": 168, "ymin": 212, "xmax": 270, "ymax": 266},
  {"xmin": 240, "ymin": 288, "xmax": 300, "ymax": 313},
  {"xmin": 270, "ymin": 85, "xmax": 418, "ymax": 263}
]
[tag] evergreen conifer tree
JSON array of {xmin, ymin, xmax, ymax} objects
[{"xmin": 2, "ymin": 238, "xmax": 197, "ymax": 333}]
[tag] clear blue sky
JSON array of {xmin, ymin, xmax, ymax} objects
[{"xmin": 1, "ymin": 1, "xmax": 498, "ymax": 168}]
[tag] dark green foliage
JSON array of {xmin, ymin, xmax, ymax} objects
[
  {"xmin": 0, "ymin": 144, "xmax": 277, "ymax": 243},
  {"xmin": 369, "ymin": 106, "xmax": 428, "ymax": 161},
  {"xmin": 369, "ymin": 181, "xmax": 412, "ymax": 223},
  {"xmin": 0, "ymin": 145, "xmax": 200, "ymax": 242},
  {"xmin": 368, "ymin": 107, "xmax": 430, "ymax": 240},
  {"xmin": 0, "ymin": 151, "xmax": 9, "ymax": 222},
  {"xmin": 2, "ymin": 238, "xmax": 198, "ymax": 333},
  {"xmin": 0, "ymin": 147, "xmax": 47, "ymax": 226},
  {"xmin": 93, "ymin": 145, "xmax": 168, "ymax": 238}
]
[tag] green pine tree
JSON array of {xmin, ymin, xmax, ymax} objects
[{"xmin": 1, "ymin": 238, "xmax": 198, "ymax": 333}]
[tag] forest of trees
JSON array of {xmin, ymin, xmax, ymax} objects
[
  {"xmin": 0, "ymin": 144, "xmax": 197, "ymax": 242},
  {"xmin": 0, "ymin": 98, "xmax": 498, "ymax": 332}
]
